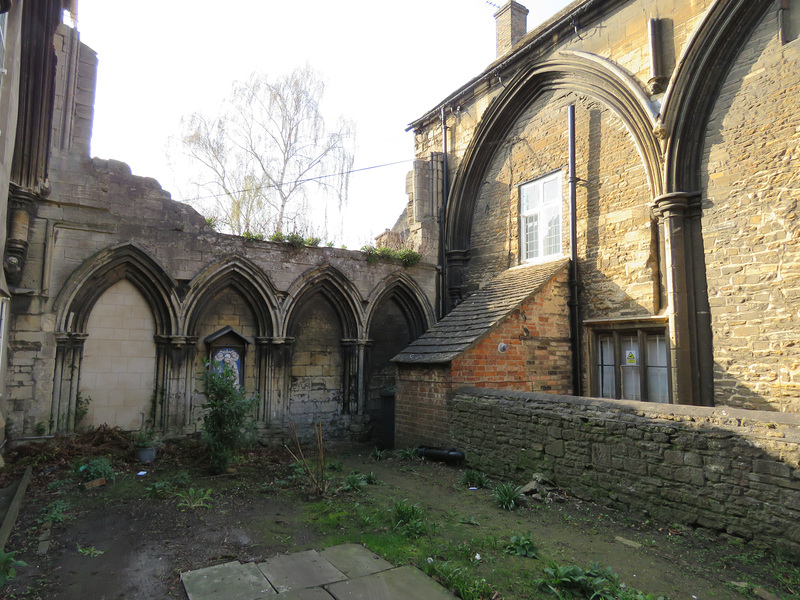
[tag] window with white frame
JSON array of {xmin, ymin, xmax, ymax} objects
[
  {"xmin": 595, "ymin": 329, "xmax": 669, "ymax": 403},
  {"xmin": 520, "ymin": 171, "xmax": 563, "ymax": 262}
]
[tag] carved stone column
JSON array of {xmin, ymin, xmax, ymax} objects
[
  {"xmin": 269, "ymin": 337, "xmax": 294, "ymax": 426},
  {"xmin": 653, "ymin": 192, "xmax": 702, "ymax": 405},
  {"xmin": 154, "ymin": 335, "xmax": 197, "ymax": 430},
  {"xmin": 50, "ymin": 332, "xmax": 87, "ymax": 433},
  {"xmin": 254, "ymin": 336, "xmax": 272, "ymax": 423}
]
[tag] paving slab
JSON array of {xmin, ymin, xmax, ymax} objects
[
  {"xmin": 325, "ymin": 565, "xmax": 456, "ymax": 600},
  {"xmin": 319, "ymin": 544, "xmax": 393, "ymax": 578},
  {"xmin": 277, "ymin": 588, "xmax": 336, "ymax": 599},
  {"xmin": 182, "ymin": 561, "xmax": 276, "ymax": 600},
  {"xmin": 259, "ymin": 550, "xmax": 347, "ymax": 593}
]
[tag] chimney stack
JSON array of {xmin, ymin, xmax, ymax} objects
[{"xmin": 494, "ymin": 1, "xmax": 529, "ymax": 58}]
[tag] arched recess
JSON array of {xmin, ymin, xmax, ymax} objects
[
  {"xmin": 182, "ymin": 255, "xmax": 280, "ymax": 425},
  {"xmin": 282, "ymin": 265, "xmax": 364, "ymax": 438},
  {"xmin": 655, "ymin": 0, "xmax": 772, "ymax": 405},
  {"xmin": 50, "ymin": 244, "xmax": 179, "ymax": 433},
  {"xmin": 364, "ymin": 272, "xmax": 434, "ymax": 448},
  {"xmin": 446, "ymin": 51, "xmax": 662, "ymax": 256},
  {"xmin": 661, "ymin": 0, "xmax": 773, "ymax": 192}
]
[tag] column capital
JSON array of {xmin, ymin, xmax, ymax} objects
[{"xmin": 652, "ymin": 192, "xmax": 701, "ymax": 219}]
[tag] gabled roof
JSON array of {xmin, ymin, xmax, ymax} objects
[{"xmin": 393, "ymin": 258, "xmax": 569, "ymax": 364}]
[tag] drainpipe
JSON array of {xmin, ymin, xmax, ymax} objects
[
  {"xmin": 438, "ymin": 106, "xmax": 449, "ymax": 318},
  {"xmin": 568, "ymin": 104, "xmax": 582, "ymax": 396}
]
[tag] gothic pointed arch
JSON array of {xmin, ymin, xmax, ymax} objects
[
  {"xmin": 282, "ymin": 264, "xmax": 363, "ymax": 339},
  {"xmin": 446, "ymin": 51, "xmax": 662, "ymax": 254},
  {"xmin": 54, "ymin": 243, "xmax": 179, "ymax": 335},
  {"xmin": 661, "ymin": 0, "xmax": 773, "ymax": 192},
  {"xmin": 365, "ymin": 271, "xmax": 433, "ymax": 340},
  {"xmin": 183, "ymin": 254, "xmax": 279, "ymax": 338}
]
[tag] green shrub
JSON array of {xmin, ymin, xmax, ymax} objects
[
  {"xmin": 201, "ymin": 361, "xmax": 257, "ymax": 473},
  {"xmin": 74, "ymin": 457, "xmax": 114, "ymax": 481}
]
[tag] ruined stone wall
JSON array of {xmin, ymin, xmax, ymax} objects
[
  {"xmin": 4, "ymin": 147, "xmax": 436, "ymax": 436},
  {"xmin": 702, "ymin": 7, "xmax": 800, "ymax": 411},
  {"xmin": 449, "ymin": 389, "xmax": 800, "ymax": 554}
]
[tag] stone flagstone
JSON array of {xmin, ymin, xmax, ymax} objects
[
  {"xmin": 325, "ymin": 565, "xmax": 455, "ymax": 600},
  {"xmin": 319, "ymin": 543, "xmax": 393, "ymax": 579},
  {"xmin": 258, "ymin": 549, "xmax": 347, "ymax": 593},
  {"xmin": 181, "ymin": 561, "xmax": 276, "ymax": 600}
]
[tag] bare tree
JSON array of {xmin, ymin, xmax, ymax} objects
[{"xmin": 176, "ymin": 67, "xmax": 355, "ymax": 237}]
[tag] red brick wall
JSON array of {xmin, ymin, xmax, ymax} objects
[
  {"xmin": 452, "ymin": 268, "xmax": 571, "ymax": 393},
  {"xmin": 395, "ymin": 364, "xmax": 453, "ymax": 448},
  {"xmin": 395, "ymin": 267, "xmax": 572, "ymax": 448}
]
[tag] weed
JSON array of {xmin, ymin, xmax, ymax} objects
[
  {"xmin": 341, "ymin": 472, "xmax": 367, "ymax": 493},
  {"xmin": 459, "ymin": 515, "xmax": 481, "ymax": 527},
  {"xmin": 201, "ymin": 360, "xmax": 258, "ymax": 473},
  {"xmin": 0, "ymin": 549, "xmax": 27, "ymax": 586},
  {"xmin": 503, "ymin": 532, "xmax": 538, "ymax": 558},
  {"xmin": 493, "ymin": 482, "xmax": 524, "ymax": 511},
  {"xmin": 38, "ymin": 500, "xmax": 72, "ymax": 525},
  {"xmin": 144, "ymin": 480, "xmax": 176, "ymax": 499},
  {"xmin": 364, "ymin": 471, "xmax": 383, "ymax": 485},
  {"xmin": 74, "ymin": 457, "xmax": 114, "ymax": 482},
  {"xmin": 459, "ymin": 470, "xmax": 490, "ymax": 489},
  {"xmin": 396, "ymin": 446, "xmax": 420, "ymax": 461},
  {"xmin": 170, "ymin": 470, "xmax": 192, "ymax": 486},
  {"xmin": 76, "ymin": 543, "xmax": 105, "ymax": 557},
  {"xmin": 371, "ymin": 447, "xmax": 387, "ymax": 461},
  {"xmin": 535, "ymin": 561, "xmax": 666, "ymax": 600},
  {"xmin": 74, "ymin": 392, "xmax": 92, "ymax": 428},
  {"xmin": 34, "ymin": 422, "xmax": 46, "ymax": 436},
  {"xmin": 242, "ymin": 231, "xmax": 265, "ymax": 241},
  {"xmin": 326, "ymin": 459, "xmax": 344, "ymax": 472},
  {"xmin": 286, "ymin": 422, "xmax": 329, "ymax": 497},
  {"xmin": 361, "ymin": 245, "xmax": 422, "ymax": 267},
  {"xmin": 424, "ymin": 561, "xmax": 494, "ymax": 600},
  {"xmin": 46, "ymin": 479, "xmax": 69, "ymax": 493},
  {"xmin": 389, "ymin": 498, "xmax": 426, "ymax": 538},
  {"xmin": 175, "ymin": 488, "xmax": 213, "ymax": 510}
]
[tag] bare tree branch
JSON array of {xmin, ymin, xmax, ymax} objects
[{"xmin": 176, "ymin": 66, "xmax": 355, "ymax": 237}]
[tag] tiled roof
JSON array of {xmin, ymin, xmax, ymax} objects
[{"xmin": 393, "ymin": 258, "xmax": 569, "ymax": 364}]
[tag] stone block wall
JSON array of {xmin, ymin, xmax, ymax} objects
[
  {"xmin": 449, "ymin": 389, "xmax": 800, "ymax": 553},
  {"xmin": 467, "ymin": 91, "xmax": 655, "ymax": 318},
  {"xmin": 702, "ymin": 7, "xmax": 800, "ymax": 411},
  {"xmin": 81, "ymin": 279, "xmax": 156, "ymax": 430}
]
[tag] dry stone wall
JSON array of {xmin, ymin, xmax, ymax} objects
[{"xmin": 449, "ymin": 389, "xmax": 800, "ymax": 554}]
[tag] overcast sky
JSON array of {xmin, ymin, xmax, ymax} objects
[{"xmin": 76, "ymin": 1, "xmax": 573, "ymax": 247}]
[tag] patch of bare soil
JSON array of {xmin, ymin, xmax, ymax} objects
[{"xmin": 0, "ymin": 435, "xmax": 795, "ymax": 599}]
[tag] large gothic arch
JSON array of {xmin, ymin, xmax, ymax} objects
[
  {"xmin": 49, "ymin": 244, "xmax": 179, "ymax": 433},
  {"xmin": 54, "ymin": 242, "xmax": 179, "ymax": 335},
  {"xmin": 446, "ymin": 51, "xmax": 662, "ymax": 255}
]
